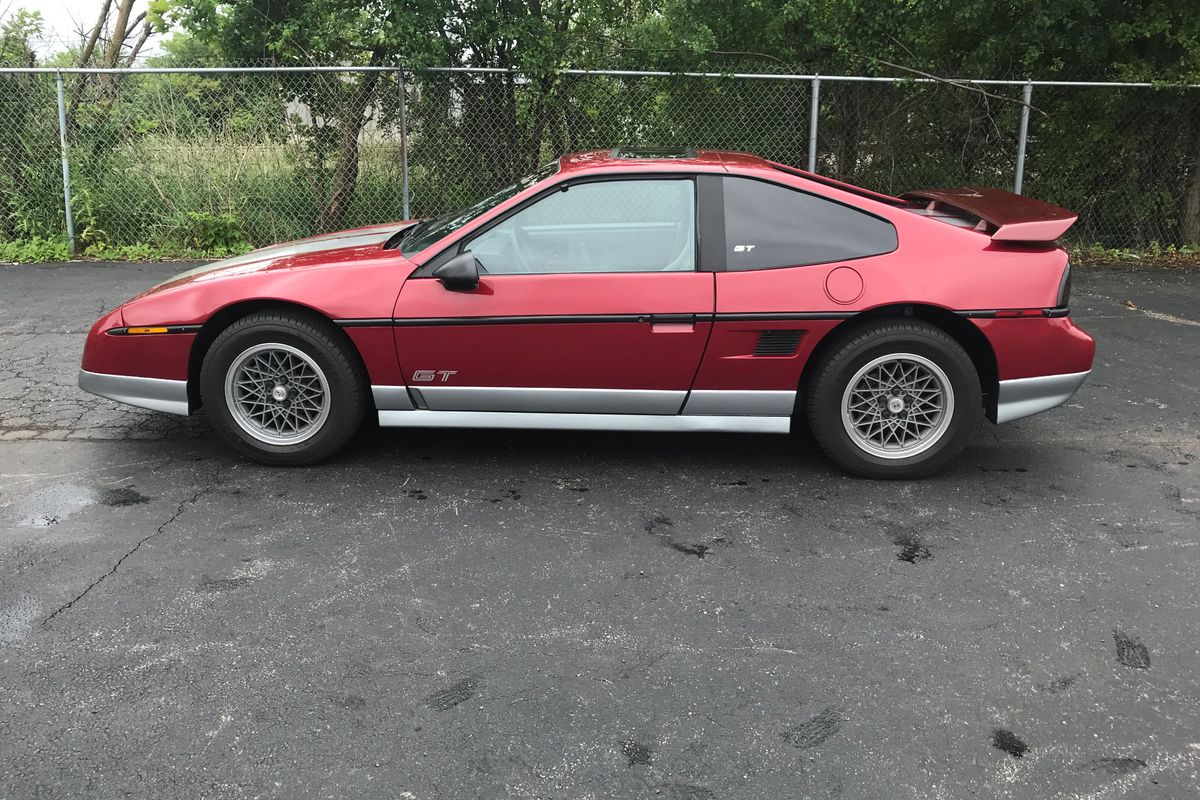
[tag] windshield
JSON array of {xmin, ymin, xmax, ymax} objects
[{"xmin": 400, "ymin": 162, "xmax": 559, "ymax": 257}]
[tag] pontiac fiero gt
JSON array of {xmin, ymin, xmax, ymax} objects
[{"xmin": 80, "ymin": 148, "xmax": 1093, "ymax": 477}]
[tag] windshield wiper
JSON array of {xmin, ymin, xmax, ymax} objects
[{"xmin": 383, "ymin": 219, "xmax": 427, "ymax": 250}]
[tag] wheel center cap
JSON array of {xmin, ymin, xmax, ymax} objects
[
  {"xmin": 887, "ymin": 396, "xmax": 906, "ymax": 414},
  {"xmin": 271, "ymin": 385, "xmax": 289, "ymax": 402}
]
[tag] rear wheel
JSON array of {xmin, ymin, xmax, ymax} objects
[
  {"xmin": 200, "ymin": 311, "xmax": 367, "ymax": 466},
  {"xmin": 806, "ymin": 320, "xmax": 981, "ymax": 478}
]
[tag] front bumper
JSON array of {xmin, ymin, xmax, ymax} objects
[
  {"xmin": 78, "ymin": 370, "xmax": 190, "ymax": 416},
  {"xmin": 995, "ymin": 370, "xmax": 1089, "ymax": 423}
]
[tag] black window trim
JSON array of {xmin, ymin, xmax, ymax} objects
[
  {"xmin": 696, "ymin": 173, "xmax": 726, "ymax": 272},
  {"xmin": 715, "ymin": 173, "xmax": 900, "ymax": 272},
  {"xmin": 412, "ymin": 171, "xmax": 711, "ymax": 278}
]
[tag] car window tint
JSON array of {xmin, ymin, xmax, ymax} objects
[
  {"xmin": 723, "ymin": 177, "xmax": 897, "ymax": 270},
  {"xmin": 467, "ymin": 179, "xmax": 695, "ymax": 274}
]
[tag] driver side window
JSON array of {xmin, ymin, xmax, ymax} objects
[{"xmin": 467, "ymin": 179, "xmax": 696, "ymax": 274}]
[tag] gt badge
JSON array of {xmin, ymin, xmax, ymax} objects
[{"xmin": 412, "ymin": 370, "xmax": 457, "ymax": 383}]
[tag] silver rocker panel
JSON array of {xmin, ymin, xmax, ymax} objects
[
  {"xmin": 378, "ymin": 409, "xmax": 791, "ymax": 434},
  {"xmin": 682, "ymin": 389, "xmax": 797, "ymax": 416},
  {"xmin": 412, "ymin": 386, "xmax": 687, "ymax": 414}
]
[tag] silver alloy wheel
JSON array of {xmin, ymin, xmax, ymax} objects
[
  {"xmin": 840, "ymin": 352, "xmax": 955, "ymax": 460},
  {"xmin": 224, "ymin": 343, "xmax": 331, "ymax": 446}
]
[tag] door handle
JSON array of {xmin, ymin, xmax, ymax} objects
[{"xmin": 648, "ymin": 314, "xmax": 696, "ymax": 333}]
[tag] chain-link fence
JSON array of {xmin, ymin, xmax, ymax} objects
[{"xmin": 1, "ymin": 65, "xmax": 1198, "ymax": 254}]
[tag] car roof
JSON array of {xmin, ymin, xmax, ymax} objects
[
  {"xmin": 555, "ymin": 148, "xmax": 906, "ymax": 208},
  {"xmin": 557, "ymin": 148, "xmax": 769, "ymax": 174}
]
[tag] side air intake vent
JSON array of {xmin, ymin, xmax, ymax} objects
[{"xmin": 754, "ymin": 330, "xmax": 803, "ymax": 356}]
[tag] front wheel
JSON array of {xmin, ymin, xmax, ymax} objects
[
  {"xmin": 200, "ymin": 311, "xmax": 367, "ymax": 466},
  {"xmin": 806, "ymin": 320, "xmax": 981, "ymax": 479}
]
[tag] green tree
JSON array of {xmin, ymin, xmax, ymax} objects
[
  {"xmin": 156, "ymin": 0, "xmax": 1200, "ymax": 243},
  {"xmin": 159, "ymin": 0, "xmax": 446, "ymax": 230},
  {"xmin": 0, "ymin": 11, "xmax": 65, "ymax": 240}
]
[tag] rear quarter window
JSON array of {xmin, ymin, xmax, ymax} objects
[{"xmin": 723, "ymin": 177, "xmax": 897, "ymax": 270}]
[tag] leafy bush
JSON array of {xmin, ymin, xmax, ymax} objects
[
  {"xmin": 172, "ymin": 211, "xmax": 248, "ymax": 251},
  {"xmin": 0, "ymin": 237, "xmax": 73, "ymax": 263},
  {"xmin": 0, "ymin": 236, "xmax": 252, "ymax": 264}
]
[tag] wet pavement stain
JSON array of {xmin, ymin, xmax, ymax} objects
[
  {"xmin": 643, "ymin": 515, "xmax": 673, "ymax": 534},
  {"xmin": 329, "ymin": 694, "xmax": 368, "ymax": 710},
  {"xmin": 893, "ymin": 530, "xmax": 933, "ymax": 563},
  {"xmin": 1082, "ymin": 757, "xmax": 1147, "ymax": 774},
  {"xmin": 653, "ymin": 784, "xmax": 715, "ymax": 799},
  {"xmin": 97, "ymin": 487, "xmax": 151, "ymax": 507},
  {"xmin": 643, "ymin": 515, "xmax": 721, "ymax": 558},
  {"xmin": 1038, "ymin": 674, "xmax": 1079, "ymax": 694},
  {"xmin": 620, "ymin": 738, "xmax": 652, "ymax": 766},
  {"xmin": 991, "ymin": 728, "xmax": 1029, "ymax": 758},
  {"xmin": 197, "ymin": 575, "xmax": 252, "ymax": 593},
  {"xmin": 668, "ymin": 541, "xmax": 710, "ymax": 558},
  {"xmin": 783, "ymin": 707, "xmax": 843, "ymax": 749},
  {"xmin": 1113, "ymin": 629, "xmax": 1151, "ymax": 669},
  {"xmin": 425, "ymin": 676, "xmax": 479, "ymax": 711}
]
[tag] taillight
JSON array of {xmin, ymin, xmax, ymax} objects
[{"xmin": 1057, "ymin": 262, "xmax": 1072, "ymax": 308}]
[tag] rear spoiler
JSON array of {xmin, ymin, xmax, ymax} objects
[{"xmin": 900, "ymin": 186, "xmax": 1077, "ymax": 242}]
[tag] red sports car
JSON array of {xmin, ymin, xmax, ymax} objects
[{"xmin": 79, "ymin": 148, "xmax": 1094, "ymax": 477}]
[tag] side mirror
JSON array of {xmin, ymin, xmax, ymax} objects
[{"xmin": 432, "ymin": 251, "xmax": 480, "ymax": 291}]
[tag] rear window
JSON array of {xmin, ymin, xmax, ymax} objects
[{"xmin": 723, "ymin": 177, "xmax": 897, "ymax": 270}]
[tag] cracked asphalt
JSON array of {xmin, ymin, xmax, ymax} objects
[{"xmin": 1, "ymin": 261, "xmax": 1199, "ymax": 799}]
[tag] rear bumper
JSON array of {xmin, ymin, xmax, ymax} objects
[
  {"xmin": 995, "ymin": 370, "xmax": 1089, "ymax": 423},
  {"xmin": 78, "ymin": 370, "xmax": 190, "ymax": 416}
]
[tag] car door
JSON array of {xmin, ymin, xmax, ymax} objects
[
  {"xmin": 688, "ymin": 175, "xmax": 900, "ymax": 415},
  {"xmin": 392, "ymin": 176, "xmax": 714, "ymax": 414}
]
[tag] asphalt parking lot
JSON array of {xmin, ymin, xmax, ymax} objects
[{"xmin": 1, "ymin": 261, "xmax": 1198, "ymax": 799}]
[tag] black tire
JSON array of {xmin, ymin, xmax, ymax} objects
[
  {"xmin": 199, "ymin": 310, "xmax": 368, "ymax": 466},
  {"xmin": 805, "ymin": 319, "xmax": 981, "ymax": 479}
]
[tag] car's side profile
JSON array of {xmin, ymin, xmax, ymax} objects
[{"xmin": 79, "ymin": 148, "xmax": 1095, "ymax": 477}]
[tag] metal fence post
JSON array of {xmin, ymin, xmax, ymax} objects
[
  {"xmin": 398, "ymin": 69, "xmax": 410, "ymax": 220},
  {"xmin": 1014, "ymin": 81, "xmax": 1033, "ymax": 195},
  {"xmin": 53, "ymin": 70, "xmax": 77, "ymax": 253},
  {"xmin": 808, "ymin": 76, "xmax": 821, "ymax": 172}
]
